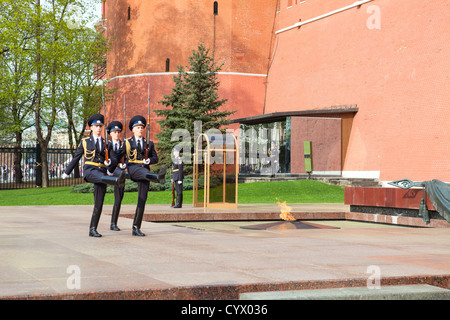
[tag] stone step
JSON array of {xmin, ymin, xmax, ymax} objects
[{"xmin": 240, "ymin": 285, "xmax": 450, "ymax": 300}]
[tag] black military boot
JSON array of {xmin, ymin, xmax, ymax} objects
[
  {"xmin": 89, "ymin": 207, "xmax": 102, "ymax": 237},
  {"xmin": 173, "ymin": 182, "xmax": 183, "ymax": 208},
  {"xmin": 173, "ymin": 193, "xmax": 182, "ymax": 208},
  {"xmin": 132, "ymin": 207, "xmax": 145, "ymax": 236},
  {"xmin": 110, "ymin": 204, "xmax": 121, "ymax": 231},
  {"xmin": 102, "ymin": 170, "xmax": 126, "ymax": 187},
  {"xmin": 145, "ymin": 165, "xmax": 167, "ymax": 184},
  {"xmin": 173, "ymin": 202, "xmax": 182, "ymax": 208}
]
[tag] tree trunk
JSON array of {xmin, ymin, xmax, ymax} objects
[
  {"xmin": 34, "ymin": 0, "xmax": 48, "ymax": 187},
  {"xmin": 40, "ymin": 143, "xmax": 49, "ymax": 188},
  {"xmin": 13, "ymin": 132, "xmax": 23, "ymax": 184},
  {"xmin": 66, "ymin": 108, "xmax": 80, "ymax": 178}
]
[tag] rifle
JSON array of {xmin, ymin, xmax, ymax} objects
[
  {"xmin": 172, "ymin": 181, "xmax": 176, "ymax": 207},
  {"xmin": 145, "ymin": 83, "xmax": 150, "ymax": 160},
  {"xmin": 122, "ymin": 95, "xmax": 126, "ymax": 165},
  {"xmin": 102, "ymin": 87, "xmax": 109, "ymax": 162}
]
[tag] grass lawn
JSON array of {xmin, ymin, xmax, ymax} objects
[{"xmin": 0, "ymin": 180, "xmax": 345, "ymax": 206}]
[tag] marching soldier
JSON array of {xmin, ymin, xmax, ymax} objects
[
  {"xmin": 63, "ymin": 113, "xmax": 125, "ymax": 237},
  {"xmin": 171, "ymin": 146, "xmax": 183, "ymax": 208},
  {"xmin": 114, "ymin": 115, "xmax": 166, "ymax": 236},
  {"xmin": 107, "ymin": 120, "xmax": 127, "ymax": 231}
]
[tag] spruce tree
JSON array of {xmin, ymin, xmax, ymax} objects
[{"xmin": 155, "ymin": 44, "xmax": 236, "ymax": 169}]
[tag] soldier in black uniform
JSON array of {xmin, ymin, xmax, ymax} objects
[
  {"xmin": 171, "ymin": 146, "xmax": 183, "ymax": 208},
  {"xmin": 63, "ymin": 113, "xmax": 125, "ymax": 237},
  {"xmin": 113, "ymin": 115, "xmax": 166, "ymax": 236},
  {"xmin": 107, "ymin": 120, "xmax": 126, "ymax": 231}
]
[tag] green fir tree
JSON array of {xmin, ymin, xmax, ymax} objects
[{"xmin": 155, "ymin": 43, "xmax": 236, "ymax": 170}]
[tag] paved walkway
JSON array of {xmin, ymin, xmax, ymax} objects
[{"xmin": 0, "ymin": 204, "xmax": 449, "ymax": 299}]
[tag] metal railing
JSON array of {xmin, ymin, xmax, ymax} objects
[{"xmin": 0, "ymin": 143, "xmax": 85, "ymax": 190}]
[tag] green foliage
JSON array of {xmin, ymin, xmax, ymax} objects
[
  {"xmin": 71, "ymin": 179, "xmax": 138, "ymax": 194},
  {"xmin": 69, "ymin": 173, "xmax": 222, "ymax": 193},
  {"xmin": 154, "ymin": 43, "xmax": 236, "ymax": 171},
  {"xmin": 238, "ymin": 180, "xmax": 345, "ymax": 204},
  {"xmin": 0, "ymin": 180, "xmax": 345, "ymax": 206},
  {"xmin": 0, "ymin": 1, "xmax": 37, "ymax": 142},
  {"xmin": 0, "ymin": 0, "xmax": 111, "ymax": 186}
]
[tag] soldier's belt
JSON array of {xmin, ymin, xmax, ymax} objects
[
  {"xmin": 128, "ymin": 160, "xmax": 145, "ymax": 164},
  {"xmin": 85, "ymin": 161, "xmax": 106, "ymax": 168}
]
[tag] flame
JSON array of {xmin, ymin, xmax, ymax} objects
[{"xmin": 277, "ymin": 199, "xmax": 296, "ymax": 221}]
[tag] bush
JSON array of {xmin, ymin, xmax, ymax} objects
[
  {"xmin": 70, "ymin": 183, "xmax": 93, "ymax": 194},
  {"xmin": 71, "ymin": 179, "xmax": 139, "ymax": 193},
  {"xmin": 70, "ymin": 172, "xmax": 222, "ymax": 193}
]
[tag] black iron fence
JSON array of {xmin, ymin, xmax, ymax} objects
[{"xmin": 0, "ymin": 143, "xmax": 85, "ymax": 190}]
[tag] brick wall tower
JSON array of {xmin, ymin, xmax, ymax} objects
[{"xmin": 102, "ymin": 0, "xmax": 278, "ymax": 139}]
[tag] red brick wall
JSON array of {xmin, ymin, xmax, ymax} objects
[
  {"xmin": 104, "ymin": 0, "xmax": 277, "ymax": 142},
  {"xmin": 106, "ymin": 74, "xmax": 266, "ymax": 142},
  {"xmin": 104, "ymin": 0, "xmax": 276, "ymax": 77},
  {"xmin": 266, "ymin": 0, "xmax": 450, "ymax": 182},
  {"xmin": 290, "ymin": 117, "xmax": 341, "ymax": 174},
  {"xmin": 104, "ymin": 0, "xmax": 449, "ymax": 183}
]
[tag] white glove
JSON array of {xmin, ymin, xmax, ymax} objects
[
  {"xmin": 104, "ymin": 159, "xmax": 111, "ymax": 166},
  {"xmin": 107, "ymin": 170, "xmax": 114, "ymax": 176},
  {"xmin": 178, "ymin": 180, "xmax": 182, "ymax": 184},
  {"xmin": 62, "ymin": 173, "xmax": 68, "ymax": 180},
  {"xmin": 143, "ymin": 158, "xmax": 150, "ymax": 165},
  {"xmin": 119, "ymin": 163, "xmax": 127, "ymax": 170}
]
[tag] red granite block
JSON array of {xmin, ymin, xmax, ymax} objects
[
  {"xmin": 362, "ymin": 188, "xmax": 375, "ymax": 206},
  {"xmin": 375, "ymin": 188, "xmax": 386, "ymax": 206},
  {"xmin": 384, "ymin": 188, "xmax": 397, "ymax": 207},
  {"xmin": 397, "ymin": 189, "xmax": 419, "ymax": 209},
  {"xmin": 345, "ymin": 212, "xmax": 450, "ymax": 228},
  {"xmin": 393, "ymin": 188, "xmax": 437, "ymax": 210},
  {"xmin": 344, "ymin": 187, "xmax": 354, "ymax": 205},
  {"xmin": 342, "ymin": 187, "xmax": 438, "ymax": 210},
  {"xmin": 353, "ymin": 187, "xmax": 365, "ymax": 205}
]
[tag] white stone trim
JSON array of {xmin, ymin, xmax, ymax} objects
[
  {"xmin": 109, "ymin": 72, "xmax": 267, "ymax": 81},
  {"xmin": 342, "ymin": 171, "xmax": 380, "ymax": 179}
]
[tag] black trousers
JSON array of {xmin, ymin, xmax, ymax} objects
[
  {"xmin": 127, "ymin": 164, "xmax": 150, "ymax": 209},
  {"xmin": 84, "ymin": 166, "xmax": 107, "ymax": 210},
  {"xmin": 174, "ymin": 181, "xmax": 183, "ymax": 205},
  {"xmin": 112, "ymin": 167, "xmax": 125, "ymax": 206}
]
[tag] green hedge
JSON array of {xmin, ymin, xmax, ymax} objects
[{"xmin": 70, "ymin": 173, "xmax": 222, "ymax": 193}]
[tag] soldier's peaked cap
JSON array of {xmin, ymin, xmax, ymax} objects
[
  {"xmin": 129, "ymin": 115, "xmax": 146, "ymax": 131},
  {"xmin": 88, "ymin": 113, "xmax": 104, "ymax": 126},
  {"xmin": 107, "ymin": 121, "xmax": 123, "ymax": 134}
]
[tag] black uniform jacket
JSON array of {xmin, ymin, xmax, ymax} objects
[
  {"xmin": 108, "ymin": 140, "xmax": 125, "ymax": 174},
  {"xmin": 65, "ymin": 136, "xmax": 117, "ymax": 175},
  {"xmin": 112, "ymin": 136, "xmax": 158, "ymax": 168},
  {"xmin": 172, "ymin": 157, "xmax": 183, "ymax": 182},
  {"xmin": 108, "ymin": 140, "xmax": 124, "ymax": 162}
]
